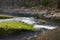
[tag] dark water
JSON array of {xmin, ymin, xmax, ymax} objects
[{"xmin": 0, "ymin": 30, "xmax": 46, "ymax": 40}]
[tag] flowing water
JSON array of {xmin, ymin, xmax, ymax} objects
[{"xmin": 0, "ymin": 17, "xmax": 58, "ymax": 40}]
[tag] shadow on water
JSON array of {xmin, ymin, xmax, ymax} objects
[{"xmin": 0, "ymin": 29, "xmax": 45, "ymax": 40}]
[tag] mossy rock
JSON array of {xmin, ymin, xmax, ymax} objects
[
  {"xmin": 39, "ymin": 19, "xmax": 46, "ymax": 23},
  {"xmin": 0, "ymin": 16, "xmax": 13, "ymax": 19},
  {"xmin": 0, "ymin": 21, "xmax": 33, "ymax": 35}
]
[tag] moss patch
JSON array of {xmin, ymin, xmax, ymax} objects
[
  {"xmin": 0, "ymin": 16, "xmax": 13, "ymax": 19},
  {"xmin": 0, "ymin": 21, "xmax": 33, "ymax": 35},
  {"xmin": 39, "ymin": 19, "xmax": 46, "ymax": 23},
  {"xmin": 0, "ymin": 21, "xmax": 33, "ymax": 30}
]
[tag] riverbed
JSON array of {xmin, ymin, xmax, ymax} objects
[{"xmin": 0, "ymin": 17, "xmax": 59, "ymax": 40}]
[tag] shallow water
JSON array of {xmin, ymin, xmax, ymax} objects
[
  {"xmin": 0, "ymin": 31, "xmax": 43, "ymax": 40},
  {"xmin": 0, "ymin": 17, "xmax": 58, "ymax": 40}
]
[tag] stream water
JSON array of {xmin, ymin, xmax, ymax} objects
[{"xmin": 0, "ymin": 17, "xmax": 58, "ymax": 40}]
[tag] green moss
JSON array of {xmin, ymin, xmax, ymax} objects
[
  {"xmin": 39, "ymin": 19, "xmax": 46, "ymax": 23},
  {"xmin": 0, "ymin": 21, "xmax": 33, "ymax": 30},
  {"xmin": 0, "ymin": 21, "xmax": 33, "ymax": 35},
  {"xmin": 0, "ymin": 16, "xmax": 13, "ymax": 19}
]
